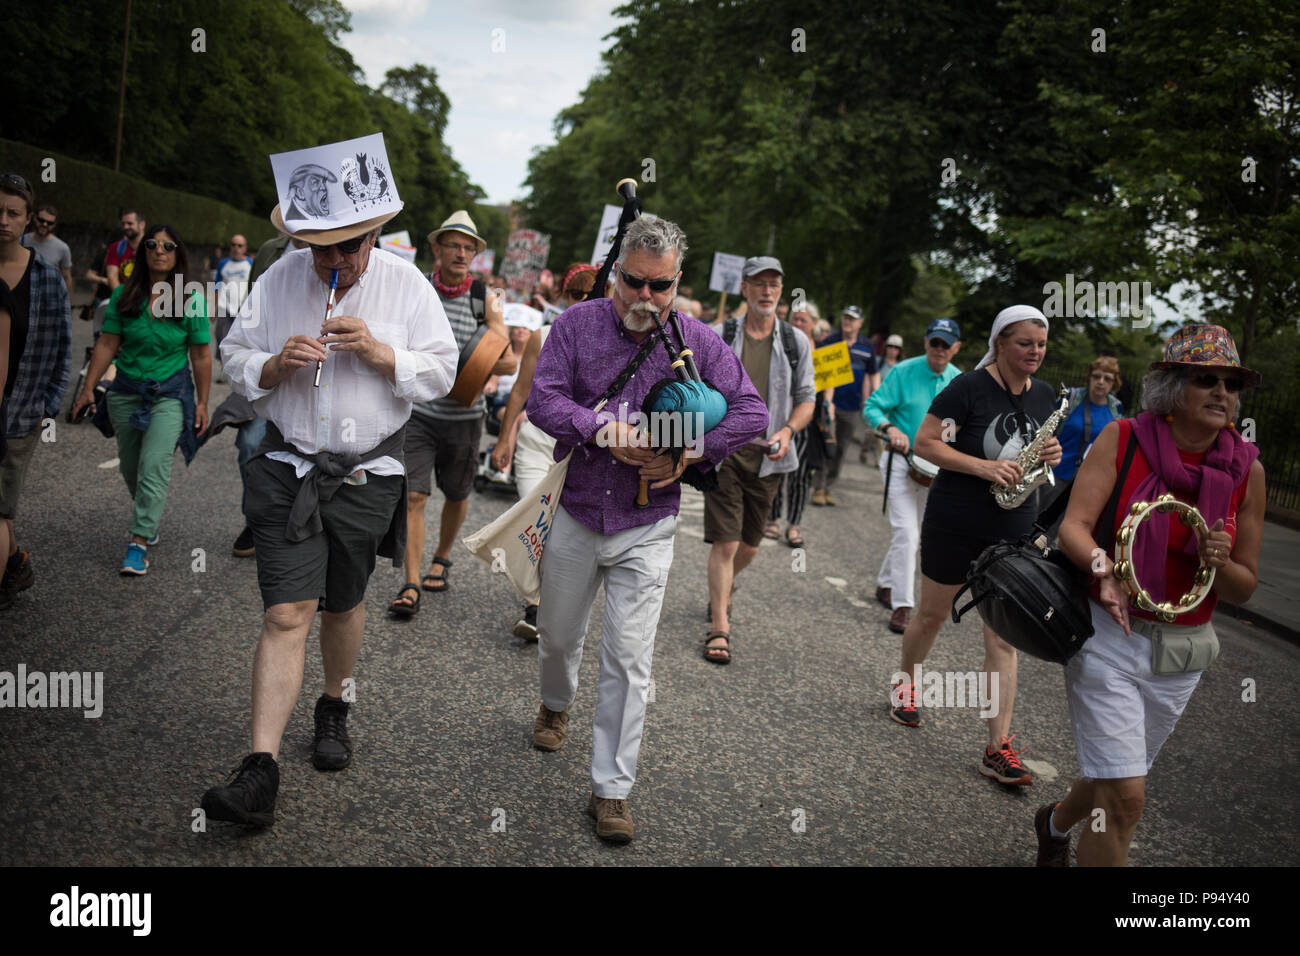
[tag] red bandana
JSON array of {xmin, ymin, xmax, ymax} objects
[{"xmin": 432, "ymin": 270, "xmax": 472, "ymax": 299}]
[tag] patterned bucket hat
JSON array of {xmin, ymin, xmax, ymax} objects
[{"xmin": 1149, "ymin": 323, "xmax": 1261, "ymax": 388}]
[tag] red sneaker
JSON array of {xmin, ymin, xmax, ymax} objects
[{"xmin": 889, "ymin": 682, "xmax": 920, "ymax": 727}]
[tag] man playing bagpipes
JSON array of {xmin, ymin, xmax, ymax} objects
[{"xmin": 526, "ymin": 213, "xmax": 768, "ymax": 842}]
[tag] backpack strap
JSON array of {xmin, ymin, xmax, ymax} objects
[
  {"xmin": 470, "ymin": 279, "xmax": 486, "ymax": 324},
  {"xmin": 1096, "ymin": 422, "xmax": 1139, "ymax": 553},
  {"xmin": 778, "ymin": 321, "xmax": 799, "ymax": 372}
]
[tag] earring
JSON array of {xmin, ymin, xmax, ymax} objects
[
  {"xmin": 1164, "ymin": 415, "xmax": 1175, "ymax": 423},
  {"xmin": 1228, "ymin": 422, "xmax": 1235, "ymax": 430}
]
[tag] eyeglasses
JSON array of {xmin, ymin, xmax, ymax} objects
[
  {"xmin": 230, "ymin": 241, "xmax": 245, "ymax": 247},
  {"xmin": 1188, "ymin": 372, "xmax": 1244, "ymax": 392},
  {"xmin": 36, "ymin": 217, "xmax": 55, "ymax": 227},
  {"xmin": 439, "ymin": 240, "xmax": 477, "ymax": 256},
  {"xmin": 1, "ymin": 173, "xmax": 31, "ymax": 192},
  {"xmin": 144, "ymin": 238, "xmax": 177, "ymax": 252},
  {"xmin": 928, "ymin": 338, "xmax": 952, "ymax": 350},
  {"xmin": 619, "ymin": 266, "xmax": 678, "ymax": 293}
]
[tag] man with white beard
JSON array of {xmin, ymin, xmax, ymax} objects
[
  {"xmin": 525, "ymin": 215, "xmax": 768, "ymax": 842},
  {"xmin": 701, "ymin": 256, "xmax": 815, "ymax": 664}
]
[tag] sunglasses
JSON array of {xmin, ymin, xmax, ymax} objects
[
  {"xmin": 36, "ymin": 217, "xmax": 56, "ymax": 227},
  {"xmin": 619, "ymin": 266, "xmax": 678, "ymax": 293},
  {"xmin": 1188, "ymin": 372, "xmax": 1244, "ymax": 392},
  {"xmin": 326, "ymin": 234, "xmax": 369, "ymax": 255},
  {"xmin": 928, "ymin": 338, "xmax": 952, "ymax": 350},
  {"xmin": 144, "ymin": 238, "xmax": 177, "ymax": 252}
]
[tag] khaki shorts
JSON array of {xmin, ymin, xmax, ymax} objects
[
  {"xmin": 404, "ymin": 413, "xmax": 483, "ymax": 501},
  {"xmin": 703, "ymin": 457, "xmax": 783, "ymax": 547},
  {"xmin": 0, "ymin": 429, "xmax": 41, "ymax": 519}
]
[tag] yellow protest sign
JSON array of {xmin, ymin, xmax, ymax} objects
[{"xmin": 812, "ymin": 341, "xmax": 854, "ymax": 391}]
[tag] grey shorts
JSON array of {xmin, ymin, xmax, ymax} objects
[
  {"xmin": 404, "ymin": 413, "xmax": 482, "ymax": 501},
  {"xmin": 244, "ymin": 457, "xmax": 403, "ymax": 613},
  {"xmin": 0, "ymin": 429, "xmax": 41, "ymax": 519}
]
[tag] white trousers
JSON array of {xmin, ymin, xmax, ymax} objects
[
  {"xmin": 876, "ymin": 450, "xmax": 928, "ymax": 609},
  {"xmin": 537, "ymin": 505, "xmax": 676, "ymax": 798}
]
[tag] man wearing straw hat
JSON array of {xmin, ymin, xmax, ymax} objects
[{"xmin": 201, "ymin": 136, "xmax": 459, "ymax": 827}]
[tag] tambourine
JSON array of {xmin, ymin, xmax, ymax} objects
[
  {"xmin": 1112, "ymin": 494, "xmax": 1216, "ymax": 622},
  {"xmin": 448, "ymin": 324, "xmax": 510, "ymax": 407},
  {"xmin": 907, "ymin": 452, "xmax": 940, "ymax": 487}
]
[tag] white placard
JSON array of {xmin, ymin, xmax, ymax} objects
[
  {"xmin": 709, "ymin": 251, "xmax": 745, "ymax": 295},
  {"xmin": 270, "ymin": 132, "xmax": 402, "ymax": 233},
  {"xmin": 379, "ymin": 230, "xmax": 416, "ymax": 263},
  {"xmin": 504, "ymin": 303, "xmax": 544, "ymax": 331},
  {"xmin": 591, "ymin": 204, "xmax": 622, "ymax": 265}
]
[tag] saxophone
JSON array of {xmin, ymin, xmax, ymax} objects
[{"xmin": 991, "ymin": 385, "xmax": 1070, "ymax": 509}]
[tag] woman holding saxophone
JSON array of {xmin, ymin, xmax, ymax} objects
[
  {"xmin": 887, "ymin": 305, "xmax": 1061, "ymax": 789},
  {"xmin": 1033, "ymin": 325, "xmax": 1263, "ymax": 866}
]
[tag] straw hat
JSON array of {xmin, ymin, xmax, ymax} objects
[{"xmin": 427, "ymin": 210, "xmax": 486, "ymax": 255}]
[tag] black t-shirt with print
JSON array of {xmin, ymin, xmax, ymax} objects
[{"xmin": 923, "ymin": 368, "xmax": 1057, "ymax": 538}]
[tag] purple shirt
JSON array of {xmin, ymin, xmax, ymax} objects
[{"xmin": 528, "ymin": 298, "xmax": 769, "ymax": 535}]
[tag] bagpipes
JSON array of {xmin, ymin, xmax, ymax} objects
[{"xmin": 587, "ymin": 179, "xmax": 728, "ymax": 506}]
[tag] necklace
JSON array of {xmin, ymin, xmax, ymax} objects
[{"xmin": 992, "ymin": 361, "xmax": 1033, "ymax": 443}]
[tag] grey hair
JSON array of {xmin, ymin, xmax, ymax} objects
[
  {"xmin": 617, "ymin": 214, "xmax": 688, "ymax": 273},
  {"xmin": 1141, "ymin": 368, "xmax": 1241, "ymax": 422},
  {"xmin": 800, "ymin": 301, "xmax": 822, "ymax": 322}
]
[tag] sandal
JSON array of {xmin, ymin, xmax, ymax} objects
[
  {"xmin": 785, "ymin": 526, "xmax": 804, "ymax": 548},
  {"xmin": 703, "ymin": 630, "xmax": 731, "ymax": 666},
  {"xmin": 390, "ymin": 584, "xmax": 421, "ymax": 618},
  {"xmin": 762, "ymin": 519, "xmax": 780, "ymax": 540},
  {"xmin": 421, "ymin": 556, "xmax": 452, "ymax": 593}
]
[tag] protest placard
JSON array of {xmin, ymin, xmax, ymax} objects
[
  {"xmin": 379, "ymin": 230, "xmax": 416, "ymax": 263},
  {"xmin": 502, "ymin": 229, "xmax": 551, "ymax": 292},
  {"xmin": 813, "ymin": 341, "xmax": 855, "ymax": 391},
  {"xmin": 708, "ymin": 252, "xmax": 745, "ymax": 295},
  {"xmin": 591, "ymin": 204, "xmax": 621, "ymax": 265},
  {"xmin": 470, "ymin": 249, "xmax": 495, "ymax": 274}
]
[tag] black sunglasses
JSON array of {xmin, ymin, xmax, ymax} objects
[
  {"xmin": 619, "ymin": 266, "xmax": 677, "ymax": 293},
  {"xmin": 327, "ymin": 234, "xmax": 369, "ymax": 254},
  {"xmin": 36, "ymin": 217, "xmax": 56, "ymax": 226},
  {"xmin": 144, "ymin": 238, "xmax": 177, "ymax": 252},
  {"xmin": 928, "ymin": 338, "xmax": 952, "ymax": 350},
  {"xmin": 1188, "ymin": 372, "xmax": 1244, "ymax": 392}
]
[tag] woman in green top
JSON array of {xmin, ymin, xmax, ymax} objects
[{"xmin": 72, "ymin": 224, "xmax": 211, "ymax": 576}]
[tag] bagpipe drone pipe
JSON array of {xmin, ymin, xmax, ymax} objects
[{"xmin": 586, "ymin": 178, "xmax": 729, "ymax": 505}]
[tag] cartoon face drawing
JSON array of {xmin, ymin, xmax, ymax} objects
[{"xmin": 286, "ymin": 164, "xmax": 337, "ymax": 220}]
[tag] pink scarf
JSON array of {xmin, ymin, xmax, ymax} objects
[
  {"xmin": 1130, "ymin": 411, "xmax": 1258, "ymax": 587},
  {"xmin": 431, "ymin": 270, "xmax": 472, "ymax": 299}
]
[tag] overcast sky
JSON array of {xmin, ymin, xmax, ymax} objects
[{"xmin": 341, "ymin": 0, "xmax": 628, "ymax": 205}]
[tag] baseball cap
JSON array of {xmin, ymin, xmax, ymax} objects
[
  {"xmin": 886, "ymin": 334, "xmax": 904, "ymax": 348},
  {"xmin": 842, "ymin": 305, "xmax": 864, "ymax": 321},
  {"xmin": 742, "ymin": 256, "xmax": 783, "ymax": 278},
  {"xmin": 926, "ymin": 317, "xmax": 961, "ymax": 345}
]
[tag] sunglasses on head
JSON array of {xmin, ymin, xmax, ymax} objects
[
  {"xmin": 144, "ymin": 238, "xmax": 177, "ymax": 252},
  {"xmin": 1188, "ymin": 371, "xmax": 1244, "ymax": 392},
  {"xmin": 619, "ymin": 266, "xmax": 677, "ymax": 293},
  {"xmin": 1, "ymin": 172, "xmax": 31, "ymax": 192}
]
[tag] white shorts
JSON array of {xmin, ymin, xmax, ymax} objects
[{"xmin": 1064, "ymin": 602, "xmax": 1205, "ymax": 779}]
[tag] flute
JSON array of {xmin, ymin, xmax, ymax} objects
[{"xmin": 313, "ymin": 268, "xmax": 338, "ymax": 388}]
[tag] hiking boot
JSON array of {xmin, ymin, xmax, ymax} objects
[
  {"xmin": 201, "ymin": 752, "xmax": 279, "ymax": 827},
  {"xmin": 981, "ymin": 734, "xmax": 1033, "ymax": 786},
  {"xmin": 889, "ymin": 606, "xmax": 910, "ymax": 634},
  {"xmin": 1034, "ymin": 804, "xmax": 1071, "ymax": 867},
  {"xmin": 312, "ymin": 694, "xmax": 352, "ymax": 770},
  {"xmin": 587, "ymin": 793, "xmax": 634, "ymax": 844},
  {"xmin": 890, "ymin": 681, "xmax": 920, "ymax": 727},
  {"xmin": 232, "ymin": 527, "xmax": 256, "ymax": 558},
  {"xmin": 2, "ymin": 551, "xmax": 34, "ymax": 594},
  {"xmin": 513, "ymin": 603, "xmax": 539, "ymax": 641},
  {"xmin": 533, "ymin": 703, "xmax": 568, "ymax": 751}
]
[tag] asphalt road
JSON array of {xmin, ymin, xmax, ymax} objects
[{"xmin": 2, "ymin": 342, "xmax": 1297, "ymax": 866}]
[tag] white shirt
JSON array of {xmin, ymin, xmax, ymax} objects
[{"xmin": 220, "ymin": 247, "xmax": 458, "ymax": 477}]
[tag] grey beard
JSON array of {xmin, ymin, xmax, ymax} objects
[{"xmin": 622, "ymin": 305, "xmax": 661, "ymax": 333}]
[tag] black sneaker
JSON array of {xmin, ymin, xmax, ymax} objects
[
  {"xmin": 2, "ymin": 550, "xmax": 34, "ymax": 594},
  {"xmin": 312, "ymin": 694, "xmax": 351, "ymax": 770},
  {"xmin": 889, "ymin": 681, "xmax": 921, "ymax": 727},
  {"xmin": 232, "ymin": 527, "xmax": 256, "ymax": 558},
  {"xmin": 201, "ymin": 752, "xmax": 279, "ymax": 827},
  {"xmin": 513, "ymin": 603, "xmax": 539, "ymax": 641},
  {"xmin": 1034, "ymin": 804, "xmax": 1071, "ymax": 867}
]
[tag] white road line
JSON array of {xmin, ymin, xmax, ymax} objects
[{"xmin": 98, "ymin": 457, "xmax": 120, "ymax": 469}]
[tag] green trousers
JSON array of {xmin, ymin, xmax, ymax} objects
[{"xmin": 107, "ymin": 392, "xmax": 183, "ymax": 541}]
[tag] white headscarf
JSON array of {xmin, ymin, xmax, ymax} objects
[{"xmin": 977, "ymin": 305, "xmax": 1050, "ymax": 370}]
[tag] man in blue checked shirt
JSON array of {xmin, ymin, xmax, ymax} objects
[{"xmin": 863, "ymin": 318, "xmax": 962, "ymax": 633}]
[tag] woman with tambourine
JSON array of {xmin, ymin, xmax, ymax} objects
[
  {"xmin": 1033, "ymin": 324, "xmax": 1264, "ymax": 867},
  {"xmin": 888, "ymin": 305, "xmax": 1061, "ymax": 791}
]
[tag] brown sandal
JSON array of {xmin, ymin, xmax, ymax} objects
[{"xmin": 703, "ymin": 629, "xmax": 731, "ymax": 665}]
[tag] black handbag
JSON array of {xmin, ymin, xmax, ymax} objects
[{"xmin": 950, "ymin": 429, "xmax": 1139, "ymax": 664}]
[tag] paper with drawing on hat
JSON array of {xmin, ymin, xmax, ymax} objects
[{"xmin": 271, "ymin": 132, "xmax": 402, "ymax": 233}]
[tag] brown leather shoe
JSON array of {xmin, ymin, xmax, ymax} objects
[
  {"xmin": 587, "ymin": 793, "xmax": 634, "ymax": 843},
  {"xmin": 823, "ymin": 490, "xmax": 837, "ymax": 506},
  {"xmin": 532, "ymin": 703, "xmax": 568, "ymax": 751},
  {"xmin": 875, "ymin": 587, "xmax": 891, "ymax": 609},
  {"xmin": 888, "ymin": 606, "xmax": 910, "ymax": 633},
  {"xmin": 811, "ymin": 488, "xmax": 828, "ymax": 507}
]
